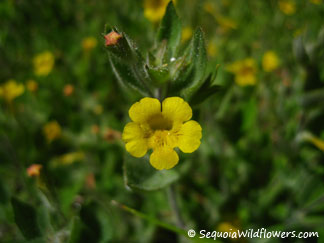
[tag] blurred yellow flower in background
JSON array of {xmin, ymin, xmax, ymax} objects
[
  {"xmin": 0, "ymin": 79, "xmax": 25, "ymax": 102},
  {"xmin": 27, "ymin": 164, "xmax": 43, "ymax": 177},
  {"xmin": 82, "ymin": 37, "xmax": 97, "ymax": 52},
  {"xmin": 203, "ymin": 2, "xmax": 237, "ymax": 33},
  {"xmin": 262, "ymin": 51, "xmax": 280, "ymax": 72},
  {"xmin": 59, "ymin": 152, "xmax": 85, "ymax": 165},
  {"xmin": 33, "ymin": 51, "xmax": 55, "ymax": 76},
  {"xmin": 26, "ymin": 80, "xmax": 38, "ymax": 92},
  {"xmin": 181, "ymin": 27, "xmax": 193, "ymax": 43},
  {"xmin": 207, "ymin": 42, "xmax": 218, "ymax": 57},
  {"xmin": 279, "ymin": 0, "xmax": 296, "ymax": 15},
  {"xmin": 309, "ymin": 0, "xmax": 322, "ymax": 4},
  {"xmin": 218, "ymin": 222, "xmax": 239, "ymax": 233},
  {"xmin": 217, "ymin": 222, "xmax": 240, "ymax": 241},
  {"xmin": 43, "ymin": 121, "xmax": 62, "ymax": 143},
  {"xmin": 226, "ymin": 58, "xmax": 257, "ymax": 86},
  {"xmin": 122, "ymin": 97, "xmax": 202, "ymax": 170},
  {"xmin": 144, "ymin": 0, "xmax": 171, "ymax": 23}
]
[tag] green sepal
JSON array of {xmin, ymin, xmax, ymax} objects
[
  {"xmin": 189, "ymin": 65, "xmax": 221, "ymax": 106},
  {"xmin": 104, "ymin": 28, "xmax": 138, "ymax": 65},
  {"xmin": 181, "ymin": 28, "xmax": 207, "ymax": 98},
  {"xmin": 156, "ymin": 1, "xmax": 181, "ymax": 60},
  {"xmin": 109, "ymin": 53, "xmax": 152, "ymax": 96},
  {"xmin": 11, "ymin": 197, "xmax": 42, "ymax": 240},
  {"xmin": 168, "ymin": 28, "xmax": 207, "ymax": 98},
  {"xmin": 123, "ymin": 153, "xmax": 180, "ymax": 191},
  {"xmin": 145, "ymin": 64, "xmax": 170, "ymax": 86}
]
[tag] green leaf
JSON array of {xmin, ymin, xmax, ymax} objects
[
  {"xmin": 157, "ymin": 1, "xmax": 181, "ymax": 59},
  {"xmin": 11, "ymin": 197, "xmax": 42, "ymax": 240},
  {"xmin": 189, "ymin": 73, "xmax": 221, "ymax": 105},
  {"xmin": 0, "ymin": 179, "xmax": 9, "ymax": 204},
  {"xmin": 124, "ymin": 153, "xmax": 180, "ymax": 191},
  {"xmin": 175, "ymin": 28, "xmax": 207, "ymax": 98},
  {"xmin": 109, "ymin": 54, "xmax": 151, "ymax": 96},
  {"xmin": 68, "ymin": 217, "xmax": 86, "ymax": 243},
  {"xmin": 241, "ymin": 97, "xmax": 258, "ymax": 132},
  {"xmin": 293, "ymin": 36, "xmax": 310, "ymax": 66}
]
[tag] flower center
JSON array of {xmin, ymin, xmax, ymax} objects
[
  {"xmin": 240, "ymin": 66, "xmax": 254, "ymax": 76},
  {"xmin": 147, "ymin": 114, "xmax": 173, "ymax": 131},
  {"xmin": 148, "ymin": 0, "xmax": 164, "ymax": 9}
]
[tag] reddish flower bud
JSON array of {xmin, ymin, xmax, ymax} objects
[{"xmin": 104, "ymin": 31, "xmax": 122, "ymax": 46}]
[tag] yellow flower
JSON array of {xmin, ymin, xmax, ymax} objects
[
  {"xmin": 217, "ymin": 222, "xmax": 240, "ymax": 241},
  {"xmin": 181, "ymin": 27, "xmax": 193, "ymax": 43},
  {"xmin": 278, "ymin": 0, "xmax": 296, "ymax": 15},
  {"xmin": 26, "ymin": 80, "xmax": 38, "ymax": 92},
  {"xmin": 218, "ymin": 222, "xmax": 239, "ymax": 233},
  {"xmin": 309, "ymin": 0, "xmax": 322, "ymax": 4},
  {"xmin": 43, "ymin": 121, "xmax": 62, "ymax": 143},
  {"xmin": 122, "ymin": 97, "xmax": 202, "ymax": 170},
  {"xmin": 0, "ymin": 79, "xmax": 25, "ymax": 102},
  {"xmin": 226, "ymin": 58, "xmax": 257, "ymax": 86},
  {"xmin": 33, "ymin": 51, "xmax": 55, "ymax": 76},
  {"xmin": 207, "ymin": 42, "xmax": 218, "ymax": 57},
  {"xmin": 203, "ymin": 2, "xmax": 237, "ymax": 32},
  {"xmin": 262, "ymin": 51, "xmax": 280, "ymax": 72},
  {"xmin": 82, "ymin": 37, "xmax": 97, "ymax": 51},
  {"xmin": 144, "ymin": 0, "xmax": 171, "ymax": 23},
  {"xmin": 59, "ymin": 152, "xmax": 85, "ymax": 165}
]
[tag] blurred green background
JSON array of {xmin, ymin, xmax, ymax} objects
[{"xmin": 1, "ymin": 0, "xmax": 324, "ymax": 242}]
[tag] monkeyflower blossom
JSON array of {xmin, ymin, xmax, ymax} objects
[
  {"xmin": 43, "ymin": 121, "xmax": 62, "ymax": 143},
  {"xmin": 278, "ymin": 0, "xmax": 296, "ymax": 15},
  {"xmin": 122, "ymin": 97, "xmax": 202, "ymax": 170},
  {"xmin": 143, "ymin": 0, "xmax": 170, "ymax": 23},
  {"xmin": 26, "ymin": 80, "xmax": 38, "ymax": 92},
  {"xmin": 0, "ymin": 79, "xmax": 25, "ymax": 102},
  {"xmin": 82, "ymin": 37, "xmax": 97, "ymax": 52},
  {"xmin": 181, "ymin": 27, "xmax": 193, "ymax": 43},
  {"xmin": 33, "ymin": 51, "xmax": 55, "ymax": 76},
  {"xmin": 226, "ymin": 58, "xmax": 257, "ymax": 86},
  {"xmin": 262, "ymin": 51, "xmax": 280, "ymax": 72}
]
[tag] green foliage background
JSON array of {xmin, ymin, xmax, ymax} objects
[{"xmin": 1, "ymin": 0, "xmax": 324, "ymax": 242}]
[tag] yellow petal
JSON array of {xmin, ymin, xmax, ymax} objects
[
  {"xmin": 178, "ymin": 120, "xmax": 202, "ymax": 153},
  {"xmin": 150, "ymin": 147, "xmax": 179, "ymax": 170},
  {"xmin": 122, "ymin": 122, "xmax": 148, "ymax": 158},
  {"xmin": 262, "ymin": 51, "xmax": 279, "ymax": 72},
  {"xmin": 122, "ymin": 122, "xmax": 143, "ymax": 142},
  {"xmin": 125, "ymin": 140, "xmax": 148, "ymax": 158},
  {"xmin": 162, "ymin": 97, "xmax": 192, "ymax": 123},
  {"xmin": 235, "ymin": 73, "xmax": 256, "ymax": 86},
  {"xmin": 225, "ymin": 60, "xmax": 242, "ymax": 73},
  {"xmin": 129, "ymin": 97, "xmax": 161, "ymax": 123}
]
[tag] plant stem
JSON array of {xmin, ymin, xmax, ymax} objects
[{"xmin": 167, "ymin": 184, "xmax": 185, "ymax": 229}]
